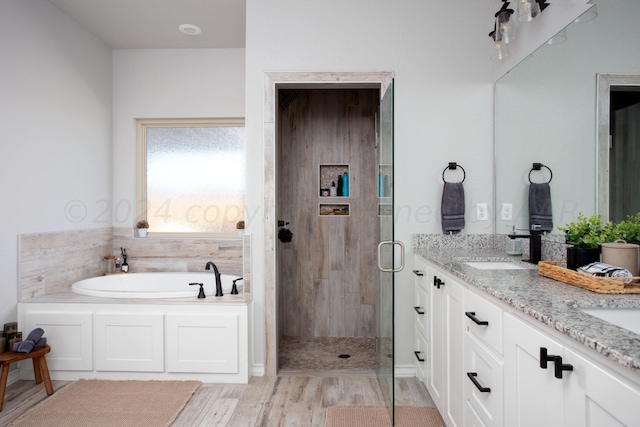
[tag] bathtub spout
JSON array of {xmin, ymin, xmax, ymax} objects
[{"xmin": 205, "ymin": 261, "xmax": 223, "ymax": 297}]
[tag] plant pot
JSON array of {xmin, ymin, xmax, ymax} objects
[
  {"xmin": 138, "ymin": 228, "xmax": 148, "ymax": 238},
  {"xmin": 566, "ymin": 247, "xmax": 600, "ymax": 271},
  {"xmin": 237, "ymin": 230, "xmax": 244, "ymax": 238},
  {"xmin": 602, "ymin": 240, "xmax": 639, "ymax": 276}
]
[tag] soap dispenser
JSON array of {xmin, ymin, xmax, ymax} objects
[{"xmin": 505, "ymin": 226, "xmax": 523, "ymax": 256}]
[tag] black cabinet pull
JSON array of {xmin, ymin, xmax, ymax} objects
[
  {"xmin": 414, "ymin": 306, "xmax": 425, "ymax": 315},
  {"xmin": 413, "ymin": 269, "xmax": 424, "ymax": 276},
  {"xmin": 465, "ymin": 311, "xmax": 489, "ymax": 326},
  {"xmin": 540, "ymin": 347, "xmax": 573, "ymax": 379},
  {"xmin": 467, "ymin": 372, "xmax": 491, "ymax": 392},
  {"xmin": 414, "ymin": 351, "xmax": 425, "ymax": 362},
  {"xmin": 433, "ymin": 276, "xmax": 445, "ymax": 289},
  {"xmin": 539, "ymin": 347, "xmax": 555, "ymax": 369},
  {"xmin": 553, "ymin": 356, "xmax": 573, "ymax": 379}
]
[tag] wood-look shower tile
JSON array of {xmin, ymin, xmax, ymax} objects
[{"xmin": 312, "ymin": 279, "xmax": 330, "ymax": 337}]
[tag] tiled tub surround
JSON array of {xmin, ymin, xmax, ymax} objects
[
  {"xmin": 19, "ymin": 228, "xmax": 250, "ymax": 301},
  {"xmin": 413, "ymin": 234, "xmax": 640, "ymax": 373},
  {"xmin": 20, "ymin": 229, "xmax": 113, "ymax": 299}
]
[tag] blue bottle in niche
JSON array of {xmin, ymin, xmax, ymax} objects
[{"xmin": 342, "ymin": 171, "xmax": 349, "ymax": 197}]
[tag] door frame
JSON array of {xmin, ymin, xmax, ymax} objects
[
  {"xmin": 596, "ymin": 73, "xmax": 640, "ymax": 222},
  {"xmin": 263, "ymin": 71, "xmax": 394, "ymax": 376}
]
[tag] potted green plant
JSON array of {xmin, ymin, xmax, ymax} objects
[
  {"xmin": 557, "ymin": 213, "xmax": 613, "ymax": 270},
  {"xmin": 136, "ymin": 220, "xmax": 149, "ymax": 238}
]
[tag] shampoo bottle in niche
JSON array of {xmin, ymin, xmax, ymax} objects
[
  {"xmin": 330, "ymin": 181, "xmax": 337, "ymax": 197},
  {"xmin": 337, "ymin": 175, "xmax": 343, "ymax": 196},
  {"xmin": 342, "ymin": 171, "xmax": 349, "ymax": 197}
]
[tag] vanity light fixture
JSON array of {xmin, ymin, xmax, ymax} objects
[
  {"xmin": 495, "ymin": 5, "xmax": 516, "ymax": 44},
  {"xmin": 178, "ymin": 24, "xmax": 202, "ymax": 36},
  {"xmin": 490, "ymin": 31, "xmax": 510, "ymax": 61},
  {"xmin": 489, "ymin": 0, "xmax": 548, "ymax": 60},
  {"xmin": 517, "ymin": 0, "xmax": 541, "ymax": 22}
]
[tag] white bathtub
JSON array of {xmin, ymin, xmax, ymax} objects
[{"xmin": 72, "ymin": 272, "xmax": 243, "ymax": 298}]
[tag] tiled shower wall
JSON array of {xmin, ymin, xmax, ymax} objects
[{"xmin": 19, "ymin": 228, "xmax": 249, "ymax": 300}]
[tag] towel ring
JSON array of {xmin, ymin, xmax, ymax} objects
[
  {"xmin": 528, "ymin": 163, "xmax": 552, "ymax": 184},
  {"xmin": 442, "ymin": 162, "xmax": 466, "ymax": 183}
]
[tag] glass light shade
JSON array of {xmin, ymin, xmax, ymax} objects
[
  {"xmin": 491, "ymin": 40, "xmax": 510, "ymax": 61},
  {"xmin": 517, "ymin": 0, "xmax": 541, "ymax": 22},
  {"xmin": 495, "ymin": 9, "xmax": 516, "ymax": 44}
]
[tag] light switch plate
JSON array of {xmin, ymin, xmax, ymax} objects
[
  {"xmin": 501, "ymin": 203, "xmax": 513, "ymax": 220},
  {"xmin": 477, "ymin": 203, "xmax": 488, "ymax": 221}
]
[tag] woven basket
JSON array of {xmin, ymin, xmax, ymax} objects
[{"xmin": 538, "ymin": 261, "xmax": 640, "ymax": 294}]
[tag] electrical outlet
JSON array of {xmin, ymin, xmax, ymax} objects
[
  {"xmin": 501, "ymin": 203, "xmax": 513, "ymax": 221},
  {"xmin": 477, "ymin": 203, "xmax": 488, "ymax": 221}
]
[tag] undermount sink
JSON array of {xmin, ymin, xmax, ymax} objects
[
  {"xmin": 464, "ymin": 261, "xmax": 526, "ymax": 270},
  {"xmin": 579, "ymin": 308, "xmax": 640, "ymax": 336}
]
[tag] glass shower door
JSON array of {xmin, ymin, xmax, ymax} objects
[{"xmin": 376, "ymin": 79, "xmax": 401, "ymax": 425}]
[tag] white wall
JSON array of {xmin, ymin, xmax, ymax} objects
[
  {"xmin": 0, "ymin": 0, "xmax": 112, "ymax": 325},
  {"xmin": 111, "ymin": 49, "xmax": 246, "ymax": 228},
  {"xmin": 246, "ymin": 0, "xmax": 496, "ymax": 368}
]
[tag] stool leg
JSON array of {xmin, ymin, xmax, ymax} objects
[
  {"xmin": 0, "ymin": 364, "xmax": 9, "ymax": 412},
  {"xmin": 38, "ymin": 356, "xmax": 53, "ymax": 396},
  {"xmin": 33, "ymin": 357, "xmax": 43, "ymax": 384}
]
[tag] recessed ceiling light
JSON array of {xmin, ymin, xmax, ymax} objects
[{"xmin": 178, "ymin": 24, "xmax": 202, "ymax": 36}]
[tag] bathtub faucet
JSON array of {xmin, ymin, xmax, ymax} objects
[{"xmin": 205, "ymin": 261, "xmax": 224, "ymax": 297}]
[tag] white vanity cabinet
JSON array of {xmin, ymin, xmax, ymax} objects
[
  {"xmin": 505, "ymin": 312, "xmax": 640, "ymax": 427},
  {"xmin": 414, "ymin": 254, "xmax": 640, "ymax": 427},
  {"xmin": 413, "ymin": 258, "xmax": 430, "ymax": 385},
  {"xmin": 463, "ymin": 289, "xmax": 504, "ymax": 427},
  {"xmin": 421, "ymin": 260, "xmax": 465, "ymax": 427},
  {"xmin": 19, "ymin": 302, "xmax": 249, "ymax": 383},
  {"xmin": 504, "ymin": 312, "xmax": 565, "ymax": 426}
]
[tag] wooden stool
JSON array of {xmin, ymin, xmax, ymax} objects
[{"xmin": 0, "ymin": 345, "xmax": 54, "ymax": 411}]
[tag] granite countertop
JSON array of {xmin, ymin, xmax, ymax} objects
[{"xmin": 414, "ymin": 247, "xmax": 640, "ymax": 375}]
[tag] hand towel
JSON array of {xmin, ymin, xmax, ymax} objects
[
  {"xmin": 441, "ymin": 182, "xmax": 465, "ymax": 233},
  {"xmin": 529, "ymin": 182, "xmax": 553, "ymax": 232},
  {"xmin": 578, "ymin": 262, "xmax": 633, "ymax": 284}
]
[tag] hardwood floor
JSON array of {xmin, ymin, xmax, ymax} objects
[{"xmin": 1, "ymin": 374, "xmax": 436, "ymax": 426}]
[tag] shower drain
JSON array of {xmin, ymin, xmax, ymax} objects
[{"xmin": 338, "ymin": 354, "xmax": 351, "ymax": 359}]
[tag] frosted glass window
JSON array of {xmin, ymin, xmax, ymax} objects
[{"xmin": 137, "ymin": 118, "xmax": 245, "ymax": 236}]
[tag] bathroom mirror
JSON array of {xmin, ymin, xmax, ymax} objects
[{"xmin": 495, "ymin": 0, "xmax": 640, "ymax": 233}]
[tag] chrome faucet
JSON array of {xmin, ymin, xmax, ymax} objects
[{"xmin": 205, "ymin": 261, "xmax": 223, "ymax": 297}]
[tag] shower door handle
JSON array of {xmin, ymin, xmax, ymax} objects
[{"xmin": 377, "ymin": 240, "xmax": 405, "ymax": 272}]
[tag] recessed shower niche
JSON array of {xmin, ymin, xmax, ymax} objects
[{"xmin": 276, "ymin": 88, "xmax": 380, "ymax": 372}]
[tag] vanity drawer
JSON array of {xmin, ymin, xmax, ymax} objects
[
  {"xmin": 464, "ymin": 288, "xmax": 503, "ymax": 355},
  {"xmin": 414, "ymin": 327, "xmax": 429, "ymax": 385},
  {"xmin": 414, "ymin": 285, "xmax": 429, "ymax": 337},
  {"xmin": 464, "ymin": 332, "xmax": 503, "ymax": 427},
  {"xmin": 413, "ymin": 257, "xmax": 430, "ymax": 292}
]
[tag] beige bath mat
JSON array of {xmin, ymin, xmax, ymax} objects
[
  {"xmin": 9, "ymin": 379, "xmax": 200, "ymax": 427},
  {"xmin": 325, "ymin": 405, "xmax": 444, "ymax": 427}
]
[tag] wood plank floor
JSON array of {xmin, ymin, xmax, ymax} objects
[{"xmin": 0, "ymin": 374, "xmax": 436, "ymax": 426}]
